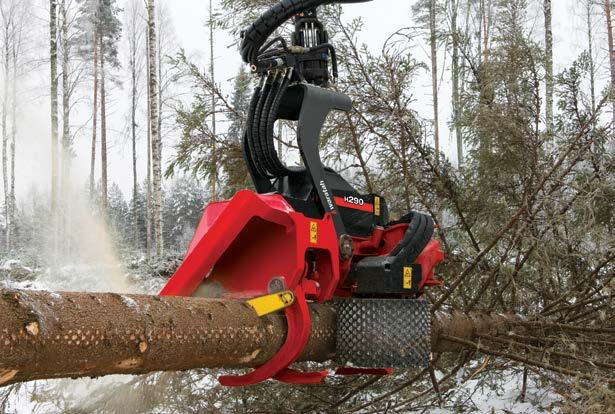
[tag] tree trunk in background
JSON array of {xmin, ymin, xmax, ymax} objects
[
  {"xmin": 605, "ymin": 0, "xmax": 615, "ymax": 135},
  {"xmin": 50, "ymin": 0, "xmax": 59, "ymax": 255},
  {"xmin": 100, "ymin": 34, "xmax": 108, "ymax": 212},
  {"xmin": 429, "ymin": 0, "xmax": 440, "ymax": 169},
  {"xmin": 451, "ymin": 0, "xmax": 462, "ymax": 168},
  {"xmin": 480, "ymin": 0, "xmax": 491, "ymax": 65},
  {"xmin": 345, "ymin": 113, "xmax": 373, "ymax": 193},
  {"xmin": 145, "ymin": 27, "xmax": 153, "ymax": 259},
  {"xmin": 0, "ymin": 289, "xmax": 610, "ymax": 387},
  {"xmin": 477, "ymin": 0, "xmax": 482, "ymax": 62},
  {"xmin": 209, "ymin": 0, "xmax": 218, "ymax": 201},
  {"xmin": 9, "ymin": 38, "xmax": 17, "ymax": 253},
  {"xmin": 156, "ymin": 7, "xmax": 163, "ymax": 167},
  {"xmin": 129, "ymin": 20, "xmax": 139, "ymax": 251},
  {"xmin": 586, "ymin": 1, "xmax": 596, "ymax": 113},
  {"xmin": 60, "ymin": 0, "xmax": 71, "ymax": 254},
  {"xmin": 2, "ymin": 21, "xmax": 10, "ymax": 252},
  {"xmin": 147, "ymin": 0, "xmax": 163, "ymax": 257},
  {"xmin": 90, "ymin": 30, "xmax": 99, "ymax": 198},
  {"xmin": 477, "ymin": 0, "xmax": 492, "ymax": 159},
  {"xmin": 544, "ymin": 0, "xmax": 554, "ymax": 142}
]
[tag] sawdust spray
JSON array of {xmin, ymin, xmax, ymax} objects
[{"xmin": 10, "ymin": 97, "xmax": 134, "ymax": 294}]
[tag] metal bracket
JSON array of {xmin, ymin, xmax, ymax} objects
[{"xmin": 247, "ymin": 290, "xmax": 295, "ymax": 317}]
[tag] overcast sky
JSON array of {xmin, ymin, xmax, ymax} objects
[{"xmin": 12, "ymin": 0, "xmax": 612, "ymax": 201}]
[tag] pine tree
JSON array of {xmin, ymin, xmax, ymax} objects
[
  {"xmin": 125, "ymin": 0, "xmax": 144, "ymax": 250},
  {"xmin": 208, "ymin": 0, "xmax": 218, "ymax": 201},
  {"xmin": 584, "ymin": 0, "xmax": 596, "ymax": 113},
  {"xmin": 75, "ymin": 0, "xmax": 121, "ymax": 208},
  {"xmin": 430, "ymin": 0, "xmax": 440, "ymax": 168},
  {"xmin": 544, "ymin": 0, "xmax": 554, "ymax": 141},
  {"xmin": 605, "ymin": 0, "xmax": 615, "ymax": 136},
  {"xmin": 450, "ymin": 0, "xmax": 463, "ymax": 168},
  {"xmin": 412, "ymin": 0, "xmax": 445, "ymax": 168}
]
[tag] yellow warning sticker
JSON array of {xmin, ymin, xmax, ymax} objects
[
  {"xmin": 310, "ymin": 222, "xmax": 318, "ymax": 244},
  {"xmin": 403, "ymin": 267, "xmax": 412, "ymax": 289},
  {"xmin": 374, "ymin": 196, "xmax": 381, "ymax": 216}
]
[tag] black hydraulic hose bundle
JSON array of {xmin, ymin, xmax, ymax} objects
[
  {"xmin": 265, "ymin": 70, "xmax": 293, "ymax": 175},
  {"xmin": 252, "ymin": 75, "xmax": 273, "ymax": 169},
  {"xmin": 245, "ymin": 78, "xmax": 269, "ymax": 178},
  {"xmin": 245, "ymin": 69, "xmax": 294, "ymax": 179},
  {"xmin": 259, "ymin": 72, "xmax": 283, "ymax": 173}
]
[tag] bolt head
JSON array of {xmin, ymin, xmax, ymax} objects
[{"xmin": 339, "ymin": 234, "xmax": 354, "ymax": 261}]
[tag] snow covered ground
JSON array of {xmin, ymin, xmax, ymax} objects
[{"xmin": 423, "ymin": 369, "xmax": 561, "ymax": 413}]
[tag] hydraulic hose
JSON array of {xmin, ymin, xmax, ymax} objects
[
  {"xmin": 259, "ymin": 72, "xmax": 284, "ymax": 174},
  {"xmin": 247, "ymin": 77, "xmax": 272, "ymax": 178},
  {"xmin": 265, "ymin": 70, "xmax": 293, "ymax": 176}
]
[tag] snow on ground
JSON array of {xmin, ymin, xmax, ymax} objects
[{"xmin": 419, "ymin": 369, "xmax": 561, "ymax": 413}]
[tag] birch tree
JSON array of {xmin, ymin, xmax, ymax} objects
[
  {"xmin": 60, "ymin": 0, "xmax": 70, "ymax": 196},
  {"xmin": 50, "ymin": 0, "xmax": 60, "ymax": 255},
  {"xmin": 147, "ymin": 0, "xmax": 163, "ymax": 257},
  {"xmin": 145, "ymin": 26, "xmax": 153, "ymax": 258},
  {"xmin": 8, "ymin": 13, "xmax": 18, "ymax": 254},
  {"xmin": 0, "ymin": 1, "xmax": 15, "ymax": 252},
  {"xmin": 90, "ymin": 16, "xmax": 99, "ymax": 198},
  {"xmin": 0, "ymin": 1, "xmax": 29, "ymax": 254}
]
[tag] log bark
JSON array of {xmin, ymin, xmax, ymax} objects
[
  {"xmin": 0, "ymin": 289, "xmax": 611, "ymax": 388},
  {"xmin": 0, "ymin": 289, "xmax": 336, "ymax": 387}
]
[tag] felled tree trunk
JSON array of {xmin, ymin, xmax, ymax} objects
[
  {"xmin": 0, "ymin": 289, "xmax": 336, "ymax": 387},
  {"xmin": 0, "ymin": 289, "xmax": 611, "ymax": 387}
]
